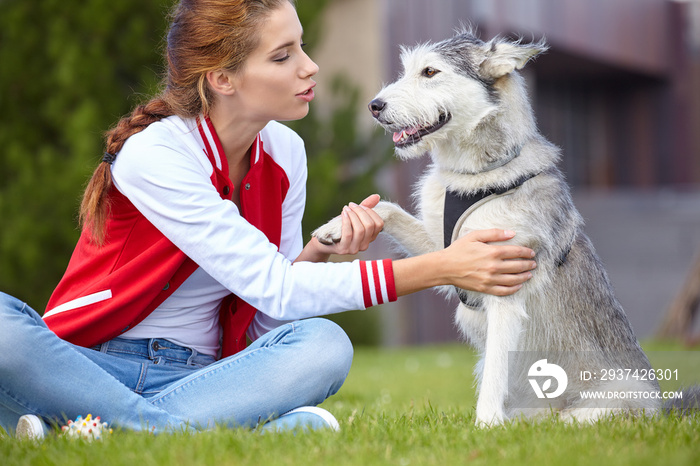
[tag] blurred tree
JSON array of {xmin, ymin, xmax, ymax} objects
[{"xmin": 0, "ymin": 0, "xmax": 171, "ymax": 309}]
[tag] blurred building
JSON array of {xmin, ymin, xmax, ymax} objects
[{"xmin": 313, "ymin": 0, "xmax": 700, "ymax": 344}]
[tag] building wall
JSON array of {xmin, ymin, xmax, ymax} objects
[{"xmin": 309, "ymin": 0, "xmax": 387, "ymax": 132}]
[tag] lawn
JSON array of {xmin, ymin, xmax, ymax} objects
[{"xmin": 2, "ymin": 343, "xmax": 698, "ymax": 466}]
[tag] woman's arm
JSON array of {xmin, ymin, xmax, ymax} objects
[
  {"xmin": 112, "ymin": 124, "xmax": 386, "ymax": 320},
  {"xmin": 392, "ymin": 229, "xmax": 535, "ymax": 297},
  {"xmin": 297, "ymin": 195, "xmax": 535, "ymax": 295}
]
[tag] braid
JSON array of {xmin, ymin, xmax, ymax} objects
[
  {"xmin": 79, "ymin": 98, "xmax": 173, "ymax": 245},
  {"xmin": 105, "ymin": 99, "xmax": 173, "ymax": 156}
]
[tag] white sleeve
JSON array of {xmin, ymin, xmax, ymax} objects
[
  {"xmin": 276, "ymin": 131, "xmax": 307, "ymax": 261},
  {"xmin": 111, "ymin": 125, "xmax": 394, "ymax": 322},
  {"xmin": 248, "ymin": 127, "xmax": 308, "ymax": 339}
]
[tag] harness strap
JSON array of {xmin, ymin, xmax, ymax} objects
[
  {"xmin": 443, "ymin": 171, "xmax": 572, "ymax": 308},
  {"xmin": 443, "ymin": 172, "xmax": 539, "ymax": 248}
]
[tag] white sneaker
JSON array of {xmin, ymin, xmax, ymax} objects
[
  {"xmin": 16, "ymin": 415, "xmax": 46, "ymax": 440},
  {"xmin": 261, "ymin": 406, "xmax": 340, "ymax": 433}
]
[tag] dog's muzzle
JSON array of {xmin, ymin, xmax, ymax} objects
[
  {"xmin": 368, "ymin": 98, "xmax": 452, "ymax": 148},
  {"xmin": 393, "ymin": 113, "xmax": 452, "ymax": 148}
]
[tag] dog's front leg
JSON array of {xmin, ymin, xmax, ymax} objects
[
  {"xmin": 372, "ymin": 202, "xmax": 438, "ymax": 256},
  {"xmin": 475, "ymin": 297, "xmax": 527, "ymax": 427},
  {"xmin": 312, "ymin": 201, "xmax": 438, "ymax": 257}
]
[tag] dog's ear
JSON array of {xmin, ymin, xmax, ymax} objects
[{"xmin": 478, "ymin": 38, "xmax": 548, "ymax": 79}]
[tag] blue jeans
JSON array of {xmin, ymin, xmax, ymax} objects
[{"xmin": 0, "ymin": 292, "xmax": 353, "ymax": 433}]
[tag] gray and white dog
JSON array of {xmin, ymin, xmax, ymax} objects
[{"xmin": 313, "ymin": 30, "xmax": 669, "ymax": 426}]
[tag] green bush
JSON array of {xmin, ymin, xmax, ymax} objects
[{"xmin": 0, "ymin": 0, "xmax": 171, "ymax": 309}]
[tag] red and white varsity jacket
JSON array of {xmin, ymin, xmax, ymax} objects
[{"xmin": 43, "ymin": 116, "xmax": 396, "ymax": 358}]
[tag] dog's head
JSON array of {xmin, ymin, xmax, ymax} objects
[{"xmin": 370, "ymin": 29, "xmax": 547, "ymax": 162}]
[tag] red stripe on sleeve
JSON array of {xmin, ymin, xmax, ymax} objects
[
  {"xmin": 360, "ymin": 261, "xmax": 372, "ymax": 308},
  {"xmin": 383, "ymin": 259, "xmax": 397, "ymax": 302},
  {"xmin": 371, "ymin": 260, "xmax": 383, "ymax": 305}
]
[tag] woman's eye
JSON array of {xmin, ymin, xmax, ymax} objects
[
  {"xmin": 422, "ymin": 67, "xmax": 440, "ymax": 77},
  {"xmin": 273, "ymin": 42, "xmax": 307, "ymax": 63}
]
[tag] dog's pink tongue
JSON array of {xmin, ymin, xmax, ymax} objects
[{"xmin": 393, "ymin": 127, "xmax": 419, "ymax": 143}]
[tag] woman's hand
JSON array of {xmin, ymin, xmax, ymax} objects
[
  {"xmin": 295, "ymin": 194, "xmax": 384, "ymax": 263},
  {"xmin": 392, "ymin": 229, "xmax": 536, "ymax": 297},
  {"xmin": 441, "ymin": 229, "xmax": 536, "ymax": 296},
  {"xmin": 324, "ymin": 194, "xmax": 384, "ymax": 255}
]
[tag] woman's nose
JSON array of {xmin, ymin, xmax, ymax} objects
[{"xmin": 302, "ymin": 53, "xmax": 319, "ymax": 78}]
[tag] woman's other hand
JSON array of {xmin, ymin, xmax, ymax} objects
[
  {"xmin": 296, "ymin": 194, "xmax": 384, "ymax": 263},
  {"xmin": 442, "ymin": 229, "xmax": 536, "ymax": 296}
]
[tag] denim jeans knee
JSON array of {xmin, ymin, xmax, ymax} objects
[
  {"xmin": 292, "ymin": 318, "xmax": 354, "ymax": 394},
  {"xmin": 0, "ymin": 292, "xmax": 45, "ymax": 327}
]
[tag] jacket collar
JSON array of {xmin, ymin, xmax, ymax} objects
[{"xmin": 196, "ymin": 115, "xmax": 263, "ymax": 173}]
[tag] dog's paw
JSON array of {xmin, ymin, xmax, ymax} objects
[
  {"xmin": 312, "ymin": 216, "xmax": 343, "ymax": 245},
  {"xmin": 474, "ymin": 414, "xmax": 505, "ymax": 428},
  {"xmin": 475, "ymin": 406, "xmax": 506, "ymax": 428},
  {"xmin": 559, "ymin": 407, "xmax": 617, "ymax": 424}
]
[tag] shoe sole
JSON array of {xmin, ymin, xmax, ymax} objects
[
  {"xmin": 16, "ymin": 415, "xmax": 45, "ymax": 440},
  {"xmin": 283, "ymin": 406, "xmax": 340, "ymax": 431}
]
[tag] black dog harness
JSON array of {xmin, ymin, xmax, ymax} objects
[
  {"xmin": 443, "ymin": 171, "xmax": 572, "ymax": 307},
  {"xmin": 443, "ymin": 172, "xmax": 539, "ymax": 249}
]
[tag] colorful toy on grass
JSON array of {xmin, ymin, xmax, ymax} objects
[{"xmin": 61, "ymin": 414, "xmax": 112, "ymax": 441}]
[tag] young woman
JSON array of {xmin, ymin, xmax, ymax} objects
[{"xmin": 0, "ymin": 0, "xmax": 536, "ymax": 438}]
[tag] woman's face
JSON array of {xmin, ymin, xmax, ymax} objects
[{"xmin": 231, "ymin": 1, "xmax": 319, "ymax": 124}]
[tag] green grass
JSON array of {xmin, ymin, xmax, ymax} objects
[{"xmin": 2, "ymin": 344, "xmax": 698, "ymax": 466}]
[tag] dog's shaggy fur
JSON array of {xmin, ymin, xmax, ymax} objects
[{"xmin": 313, "ymin": 30, "xmax": 666, "ymax": 426}]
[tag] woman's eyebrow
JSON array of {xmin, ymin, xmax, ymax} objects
[
  {"xmin": 267, "ymin": 29, "xmax": 304, "ymax": 55},
  {"xmin": 268, "ymin": 41, "xmax": 296, "ymax": 54}
]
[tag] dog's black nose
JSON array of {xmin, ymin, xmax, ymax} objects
[{"xmin": 368, "ymin": 99, "xmax": 386, "ymax": 118}]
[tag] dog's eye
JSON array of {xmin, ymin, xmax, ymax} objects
[{"xmin": 422, "ymin": 67, "xmax": 440, "ymax": 78}]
